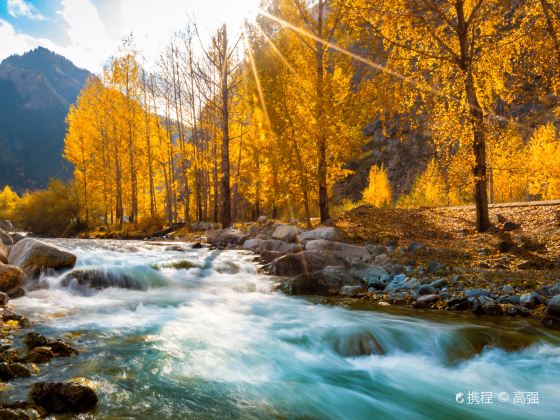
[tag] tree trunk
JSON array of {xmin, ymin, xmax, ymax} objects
[
  {"xmin": 464, "ymin": 72, "xmax": 490, "ymax": 232},
  {"xmin": 316, "ymin": 1, "xmax": 329, "ymax": 223},
  {"xmin": 220, "ymin": 25, "xmax": 232, "ymax": 228}
]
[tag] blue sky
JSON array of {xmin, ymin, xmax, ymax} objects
[{"xmin": 0, "ymin": 0, "xmax": 259, "ymax": 72}]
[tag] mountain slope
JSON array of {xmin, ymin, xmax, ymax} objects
[{"xmin": 0, "ymin": 47, "xmax": 91, "ymax": 191}]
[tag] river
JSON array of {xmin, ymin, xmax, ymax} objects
[{"xmin": 7, "ymin": 239, "xmax": 560, "ymax": 419}]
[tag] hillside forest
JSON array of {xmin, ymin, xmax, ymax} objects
[{"xmin": 2, "ymin": 0, "xmax": 560, "ymax": 236}]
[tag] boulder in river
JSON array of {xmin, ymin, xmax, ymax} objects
[
  {"xmin": 0, "ymin": 219, "xmax": 12, "ymax": 231},
  {"xmin": 282, "ymin": 265, "xmax": 363, "ymax": 296},
  {"xmin": 0, "ymin": 242, "xmax": 8, "ymax": 264},
  {"xmin": 0, "ymin": 229, "xmax": 12, "ymax": 246},
  {"xmin": 268, "ymin": 251, "xmax": 347, "ymax": 277},
  {"xmin": 62, "ymin": 266, "xmax": 167, "ymax": 291},
  {"xmin": 0, "ymin": 264, "xmax": 24, "ymax": 292},
  {"xmin": 0, "ymin": 291, "xmax": 8, "ymax": 306},
  {"xmin": 8, "ymin": 239, "xmax": 77, "ymax": 276},
  {"xmin": 304, "ymin": 239, "xmax": 370, "ymax": 263},
  {"xmin": 30, "ymin": 381, "xmax": 98, "ymax": 414}
]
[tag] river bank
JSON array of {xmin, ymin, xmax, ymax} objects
[{"xmin": 193, "ymin": 204, "xmax": 560, "ymax": 328}]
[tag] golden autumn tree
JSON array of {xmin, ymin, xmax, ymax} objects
[
  {"xmin": 362, "ymin": 165, "xmax": 391, "ymax": 207},
  {"xmin": 353, "ymin": 0, "xmax": 527, "ymax": 231}
]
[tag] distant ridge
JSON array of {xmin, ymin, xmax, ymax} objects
[{"xmin": 0, "ymin": 47, "xmax": 92, "ymax": 191}]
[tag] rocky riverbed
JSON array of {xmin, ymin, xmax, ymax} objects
[
  {"xmin": 200, "ymin": 217, "xmax": 560, "ymax": 329},
  {"xmin": 0, "ymin": 219, "xmax": 98, "ymax": 418}
]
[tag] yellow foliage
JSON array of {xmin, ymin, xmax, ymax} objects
[{"xmin": 362, "ymin": 165, "xmax": 392, "ymax": 207}]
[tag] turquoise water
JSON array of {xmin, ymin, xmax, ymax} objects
[{"xmin": 7, "ymin": 239, "xmax": 560, "ymax": 419}]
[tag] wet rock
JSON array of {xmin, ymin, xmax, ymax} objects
[
  {"xmin": 24, "ymin": 347, "xmax": 54, "ymax": 364},
  {"xmin": 499, "ymin": 295, "xmax": 520, "ymax": 305},
  {"xmin": 339, "ymin": 285, "xmax": 367, "ymax": 297},
  {"xmin": 0, "ymin": 229, "xmax": 13, "ymax": 245},
  {"xmin": 0, "ymin": 407, "xmax": 40, "ymax": 419},
  {"xmin": 0, "ymin": 242, "xmax": 7, "ymax": 264},
  {"xmin": 2, "ymin": 309, "xmax": 30, "ymax": 326},
  {"xmin": 271, "ymin": 224, "xmax": 301, "ymax": 242},
  {"xmin": 8, "ymin": 239, "xmax": 77, "ymax": 276},
  {"xmin": 416, "ymin": 284, "xmax": 436, "ymax": 296},
  {"xmin": 207, "ymin": 228, "xmax": 248, "ymax": 246},
  {"xmin": 471, "ymin": 296, "xmax": 503, "ymax": 316},
  {"xmin": 192, "ymin": 242, "xmax": 203, "ymax": 249},
  {"xmin": 47, "ymin": 339, "xmax": 78, "ymax": 357},
  {"xmin": 465, "ymin": 288, "xmax": 491, "ymax": 299},
  {"xmin": 304, "ymin": 240, "xmax": 370, "ymax": 263},
  {"xmin": 502, "ymin": 221, "xmax": 519, "ymax": 231},
  {"xmin": 299, "ymin": 226, "xmax": 342, "ymax": 243},
  {"xmin": 0, "ymin": 291, "xmax": 8, "ymax": 305},
  {"xmin": 268, "ymin": 251, "xmax": 347, "ymax": 277},
  {"xmin": 447, "ymin": 297, "xmax": 469, "ymax": 311},
  {"xmin": 349, "ymin": 263, "xmax": 389, "ymax": 284},
  {"xmin": 30, "ymin": 381, "xmax": 98, "ymax": 414},
  {"xmin": 0, "ymin": 219, "xmax": 12, "ymax": 231},
  {"xmin": 6, "ymin": 286, "xmax": 25, "ymax": 299},
  {"xmin": 388, "ymin": 292, "xmax": 410, "ymax": 304},
  {"xmin": 259, "ymin": 250, "xmax": 286, "ymax": 264},
  {"xmin": 10, "ymin": 233, "xmax": 25, "ymax": 244},
  {"xmin": 414, "ymin": 294, "xmax": 440, "ymax": 308},
  {"xmin": 546, "ymin": 295, "xmax": 560, "ymax": 318},
  {"xmin": 519, "ymin": 292, "xmax": 545, "ymax": 309},
  {"xmin": 385, "ymin": 275, "xmax": 420, "ymax": 294},
  {"xmin": 0, "ymin": 264, "xmax": 24, "ymax": 292},
  {"xmin": 332, "ymin": 331, "xmax": 383, "ymax": 357},
  {"xmin": 505, "ymin": 305, "xmax": 531, "ymax": 317},
  {"xmin": 0, "ymin": 362, "xmax": 31, "ymax": 381},
  {"xmin": 25, "ymin": 332, "xmax": 48, "ymax": 349}
]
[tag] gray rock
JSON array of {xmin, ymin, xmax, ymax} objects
[
  {"xmin": 417, "ymin": 284, "xmax": 436, "ymax": 296},
  {"xmin": 471, "ymin": 296, "xmax": 503, "ymax": 316},
  {"xmin": 0, "ymin": 219, "xmax": 12, "ymax": 231},
  {"xmin": 271, "ymin": 224, "xmax": 301, "ymax": 242},
  {"xmin": 349, "ymin": 263, "xmax": 390, "ymax": 285},
  {"xmin": 519, "ymin": 292, "xmax": 545, "ymax": 309},
  {"xmin": 499, "ymin": 295, "xmax": 520, "ymax": 305},
  {"xmin": 365, "ymin": 244, "xmax": 386, "ymax": 257},
  {"xmin": 268, "ymin": 251, "xmax": 347, "ymax": 277},
  {"xmin": 414, "ymin": 294, "xmax": 440, "ymax": 308},
  {"xmin": 339, "ymin": 285, "xmax": 367, "ymax": 297},
  {"xmin": 465, "ymin": 288, "xmax": 491, "ymax": 298},
  {"xmin": 546, "ymin": 295, "xmax": 560, "ymax": 318},
  {"xmin": 298, "ymin": 226, "xmax": 341, "ymax": 242},
  {"xmin": 385, "ymin": 275, "xmax": 420, "ymax": 294},
  {"xmin": 0, "ymin": 291, "xmax": 8, "ymax": 306},
  {"xmin": 388, "ymin": 292, "xmax": 409, "ymax": 304},
  {"xmin": 304, "ymin": 239, "xmax": 370, "ymax": 263},
  {"xmin": 502, "ymin": 285, "xmax": 515, "ymax": 294},
  {"xmin": 0, "ymin": 229, "xmax": 13, "ymax": 246},
  {"xmin": 243, "ymin": 239, "xmax": 302, "ymax": 254},
  {"xmin": 446, "ymin": 297, "xmax": 469, "ymax": 311},
  {"xmin": 8, "ymin": 238, "xmax": 77, "ymax": 276},
  {"xmin": 374, "ymin": 254, "xmax": 388, "ymax": 264},
  {"xmin": 536, "ymin": 284, "xmax": 560, "ymax": 297},
  {"xmin": 429, "ymin": 278, "xmax": 448, "ymax": 289}
]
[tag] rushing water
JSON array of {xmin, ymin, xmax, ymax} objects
[{"xmin": 5, "ymin": 239, "xmax": 560, "ymax": 419}]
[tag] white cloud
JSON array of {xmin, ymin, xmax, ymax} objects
[
  {"xmin": 7, "ymin": 0, "xmax": 46, "ymax": 21},
  {"xmin": 56, "ymin": 0, "xmax": 118, "ymax": 71},
  {"xmin": 0, "ymin": 18, "xmax": 55, "ymax": 59}
]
